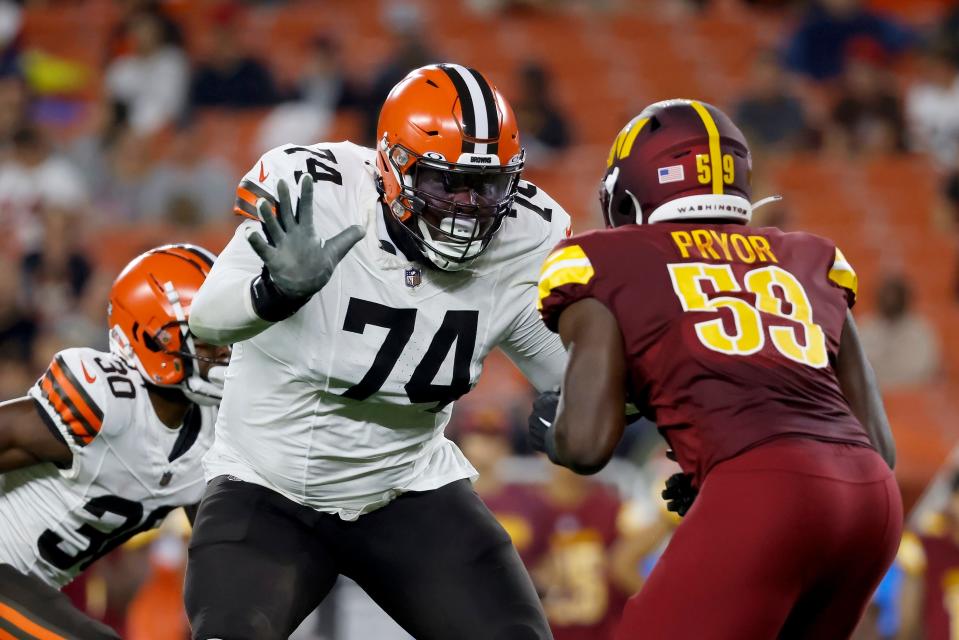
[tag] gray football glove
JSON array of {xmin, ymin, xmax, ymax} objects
[{"xmin": 247, "ymin": 177, "xmax": 365, "ymax": 301}]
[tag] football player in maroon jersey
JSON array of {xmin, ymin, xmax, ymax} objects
[
  {"xmin": 898, "ymin": 471, "xmax": 959, "ymax": 640},
  {"xmin": 528, "ymin": 99, "xmax": 901, "ymax": 639}
]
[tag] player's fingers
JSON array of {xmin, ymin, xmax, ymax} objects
[
  {"xmin": 324, "ymin": 225, "xmax": 366, "ymax": 264},
  {"xmin": 247, "ymin": 230, "xmax": 276, "ymax": 265},
  {"xmin": 275, "ymin": 178, "xmax": 295, "ymax": 233},
  {"xmin": 296, "ymin": 175, "xmax": 315, "ymax": 234},
  {"xmin": 256, "ymin": 198, "xmax": 283, "ymax": 244}
]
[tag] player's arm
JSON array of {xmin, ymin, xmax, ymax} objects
[
  {"xmin": 190, "ymin": 157, "xmax": 364, "ymax": 345},
  {"xmin": 547, "ymin": 298, "xmax": 627, "ymax": 475},
  {"xmin": 835, "ymin": 309, "xmax": 896, "ymax": 469},
  {"xmin": 500, "ymin": 300, "xmax": 567, "ymax": 393},
  {"xmin": 0, "ymin": 397, "xmax": 72, "ymax": 472}
]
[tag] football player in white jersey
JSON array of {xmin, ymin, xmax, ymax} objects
[
  {"xmin": 185, "ymin": 64, "xmax": 570, "ymax": 639},
  {"xmin": 0, "ymin": 244, "xmax": 229, "ymax": 639}
]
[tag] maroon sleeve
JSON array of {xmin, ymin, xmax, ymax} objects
[{"xmin": 537, "ymin": 235, "xmax": 601, "ymax": 332}]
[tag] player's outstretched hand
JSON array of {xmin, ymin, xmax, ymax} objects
[
  {"xmin": 528, "ymin": 390, "xmax": 560, "ymax": 456},
  {"xmin": 247, "ymin": 177, "xmax": 365, "ymax": 300},
  {"xmin": 662, "ymin": 472, "xmax": 698, "ymax": 517}
]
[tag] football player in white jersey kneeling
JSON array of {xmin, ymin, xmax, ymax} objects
[
  {"xmin": 185, "ymin": 64, "xmax": 572, "ymax": 639},
  {"xmin": 0, "ymin": 245, "xmax": 229, "ymax": 639}
]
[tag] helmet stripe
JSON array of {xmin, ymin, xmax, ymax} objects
[
  {"xmin": 466, "ymin": 67, "xmax": 500, "ymax": 154},
  {"xmin": 619, "ymin": 117, "xmax": 649, "ymax": 160},
  {"xmin": 439, "ymin": 64, "xmax": 477, "ymax": 153},
  {"xmin": 690, "ymin": 101, "xmax": 723, "ymax": 195},
  {"xmin": 441, "ymin": 63, "xmax": 501, "ymax": 155}
]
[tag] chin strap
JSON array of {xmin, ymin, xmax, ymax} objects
[{"xmin": 164, "ymin": 281, "xmax": 224, "ymax": 405}]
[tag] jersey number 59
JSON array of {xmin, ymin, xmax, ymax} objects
[{"xmin": 668, "ymin": 263, "xmax": 827, "ymax": 368}]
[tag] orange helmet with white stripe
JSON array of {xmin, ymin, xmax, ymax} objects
[
  {"xmin": 108, "ymin": 244, "xmax": 226, "ymax": 404},
  {"xmin": 601, "ymin": 100, "xmax": 766, "ymax": 228},
  {"xmin": 376, "ymin": 63, "xmax": 524, "ymax": 271}
]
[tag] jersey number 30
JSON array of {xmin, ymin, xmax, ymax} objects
[{"xmin": 668, "ymin": 263, "xmax": 827, "ymax": 368}]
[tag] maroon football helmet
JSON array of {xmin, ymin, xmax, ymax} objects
[{"xmin": 600, "ymin": 99, "xmax": 754, "ymax": 227}]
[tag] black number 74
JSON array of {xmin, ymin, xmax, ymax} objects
[{"xmin": 340, "ymin": 298, "xmax": 478, "ymax": 412}]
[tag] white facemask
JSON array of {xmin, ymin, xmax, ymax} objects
[{"xmin": 416, "ymin": 216, "xmax": 485, "ymax": 271}]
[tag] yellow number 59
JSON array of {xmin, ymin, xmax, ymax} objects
[{"xmin": 668, "ymin": 263, "xmax": 828, "ymax": 368}]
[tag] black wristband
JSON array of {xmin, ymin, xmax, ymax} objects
[{"xmin": 250, "ymin": 269, "xmax": 310, "ymax": 322}]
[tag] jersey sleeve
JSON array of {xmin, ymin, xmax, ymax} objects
[
  {"xmin": 537, "ymin": 238, "xmax": 599, "ymax": 332},
  {"xmin": 26, "ymin": 349, "xmax": 132, "ymax": 477},
  {"xmin": 827, "ymin": 245, "xmax": 858, "ymax": 308},
  {"xmin": 232, "ymin": 148, "xmax": 285, "ymax": 220},
  {"xmin": 189, "ymin": 219, "xmax": 273, "ymax": 344},
  {"xmin": 498, "ymin": 188, "xmax": 573, "ymax": 392}
]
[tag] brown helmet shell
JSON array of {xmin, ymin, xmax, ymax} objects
[{"xmin": 601, "ymin": 99, "xmax": 752, "ymax": 227}]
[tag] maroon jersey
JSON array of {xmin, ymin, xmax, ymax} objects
[
  {"xmin": 901, "ymin": 529, "xmax": 959, "ymax": 640},
  {"xmin": 538, "ymin": 222, "xmax": 872, "ymax": 483},
  {"xmin": 481, "ymin": 483, "xmax": 552, "ymax": 566},
  {"xmin": 537, "ymin": 483, "xmax": 628, "ymax": 640}
]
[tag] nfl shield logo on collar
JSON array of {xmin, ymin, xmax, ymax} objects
[
  {"xmin": 160, "ymin": 471, "xmax": 173, "ymax": 487},
  {"xmin": 405, "ymin": 267, "xmax": 422, "ymax": 288}
]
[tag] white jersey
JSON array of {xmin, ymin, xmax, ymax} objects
[
  {"xmin": 197, "ymin": 142, "xmax": 570, "ymax": 519},
  {"xmin": 0, "ymin": 348, "xmax": 213, "ymax": 588}
]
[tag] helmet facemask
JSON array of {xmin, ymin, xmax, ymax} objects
[
  {"xmin": 159, "ymin": 281, "xmax": 229, "ymax": 406},
  {"xmin": 385, "ymin": 143, "xmax": 523, "ymax": 271}
]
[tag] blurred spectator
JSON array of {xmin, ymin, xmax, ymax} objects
[
  {"xmin": 105, "ymin": 0, "xmax": 183, "ymax": 64},
  {"xmin": 138, "ymin": 127, "xmax": 236, "ymax": 225},
  {"xmin": 21, "ymin": 208, "xmax": 92, "ymax": 329},
  {"xmin": 513, "ymin": 62, "xmax": 572, "ymax": 165},
  {"xmin": 905, "ymin": 42, "xmax": 959, "ymax": 167},
  {"xmin": 940, "ymin": 163, "xmax": 959, "ymax": 299},
  {"xmin": 106, "ymin": 10, "xmax": 189, "ymax": 135},
  {"xmin": 98, "ymin": 126, "xmax": 162, "ymax": 220},
  {"xmin": 858, "ymin": 274, "xmax": 940, "ymax": 389},
  {"xmin": 0, "ymin": 71, "xmax": 28, "ymax": 152},
  {"xmin": 0, "ymin": 356, "xmax": 32, "ymax": 400},
  {"xmin": 190, "ymin": 5, "xmax": 278, "ymax": 109},
  {"xmin": 897, "ymin": 471, "xmax": 959, "ymax": 640},
  {"xmin": 296, "ymin": 35, "xmax": 362, "ymax": 115},
  {"xmin": 58, "ymin": 270, "xmax": 111, "ymax": 353},
  {"xmin": 829, "ymin": 43, "xmax": 906, "ymax": 156},
  {"xmin": 939, "ymin": 4, "xmax": 959, "ymax": 67},
  {"xmin": 0, "ymin": 0, "xmax": 21, "ymax": 76},
  {"xmin": 362, "ymin": 4, "xmax": 437, "ymax": 143},
  {"xmin": 534, "ymin": 465, "xmax": 635, "ymax": 640},
  {"xmin": 784, "ymin": 0, "xmax": 913, "ymax": 81},
  {"xmin": 459, "ymin": 411, "xmax": 551, "ymax": 565},
  {"xmin": 0, "ymin": 125, "xmax": 88, "ymax": 252},
  {"xmin": 734, "ymin": 52, "xmax": 810, "ymax": 153},
  {"xmin": 0, "ymin": 253, "xmax": 34, "ymax": 361}
]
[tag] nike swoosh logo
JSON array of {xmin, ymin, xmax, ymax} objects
[
  {"xmin": 538, "ymin": 417, "xmax": 551, "ymax": 427},
  {"xmin": 80, "ymin": 362, "xmax": 96, "ymax": 384},
  {"xmin": 259, "ymin": 161, "xmax": 269, "ymax": 182}
]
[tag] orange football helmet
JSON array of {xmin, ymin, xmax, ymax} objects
[
  {"xmin": 108, "ymin": 244, "xmax": 226, "ymax": 404},
  {"xmin": 376, "ymin": 63, "xmax": 524, "ymax": 270}
]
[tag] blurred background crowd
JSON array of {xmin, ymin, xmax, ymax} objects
[{"xmin": 2, "ymin": 0, "xmax": 959, "ymax": 637}]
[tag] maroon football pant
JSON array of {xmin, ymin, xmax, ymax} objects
[{"xmin": 616, "ymin": 438, "xmax": 902, "ymax": 640}]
